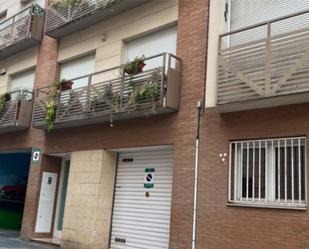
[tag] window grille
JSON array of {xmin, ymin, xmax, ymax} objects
[{"xmin": 229, "ymin": 137, "xmax": 307, "ymax": 208}]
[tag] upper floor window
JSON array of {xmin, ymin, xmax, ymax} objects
[
  {"xmin": 60, "ymin": 53, "xmax": 95, "ymax": 89},
  {"xmin": 10, "ymin": 69, "xmax": 35, "ymax": 91},
  {"xmin": 125, "ymin": 25, "xmax": 177, "ymax": 70},
  {"xmin": 227, "ymin": 0, "xmax": 309, "ymax": 46},
  {"xmin": 229, "ymin": 137, "xmax": 307, "ymax": 209}
]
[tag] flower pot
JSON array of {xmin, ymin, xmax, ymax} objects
[
  {"xmin": 60, "ymin": 81, "xmax": 73, "ymax": 91},
  {"xmin": 137, "ymin": 61, "xmax": 145, "ymax": 72},
  {"xmin": 125, "ymin": 61, "xmax": 146, "ymax": 76}
]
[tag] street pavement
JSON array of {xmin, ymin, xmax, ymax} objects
[{"xmin": 0, "ymin": 230, "xmax": 56, "ymax": 249}]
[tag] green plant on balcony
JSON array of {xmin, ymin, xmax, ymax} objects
[
  {"xmin": 32, "ymin": 4, "xmax": 45, "ymax": 16},
  {"xmin": 49, "ymin": 0, "xmax": 89, "ymax": 12},
  {"xmin": 122, "ymin": 56, "xmax": 146, "ymax": 76},
  {"xmin": 90, "ymin": 83, "xmax": 120, "ymax": 113},
  {"xmin": 0, "ymin": 93, "xmax": 11, "ymax": 113},
  {"xmin": 44, "ymin": 79, "xmax": 69, "ymax": 132},
  {"xmin": 129, "ymin": 70, "xmax": 160, "ymax": 113},
  {"xmin": 51, "ymin": 79, "xmax": 73, "ymax": 91}
]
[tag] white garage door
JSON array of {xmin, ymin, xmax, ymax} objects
[{"xmin": 110, "ymin": 147, "xmax": 174, "ymax": 249}]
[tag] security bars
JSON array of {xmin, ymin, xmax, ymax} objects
[{"xmin": 229, "ymin": 137, "xmax": 307, "ymax": 208}]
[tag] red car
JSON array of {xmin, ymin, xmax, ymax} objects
[{"xmin": 0, "ymin": 177, "xmax": 27, "ymax": 201}]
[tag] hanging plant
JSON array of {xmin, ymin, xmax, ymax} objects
[
  {"xmin": 122, "ymin": 56, "xmax": 146, "ymax": 76},
  {"xmin": 129, "ymin": 80, "xmax": 160, "ymax": 113},
  {"xmin": 89, "ymin": 83, "xmax": 120, "ymax": 113},
  {"xmin": 44, "ymin": 79, "xmax": 65, "ymax": 132},
  {"xmin": 45, "ymin": 100, "xmax": 58, "ymax": 132},
  {"xmin": 0, "ymin": 93, "xmax": 11, "ymax": 113},
  {"xmin": 32, "ymin": 4, "xmax": 45, "ymax": 16}
]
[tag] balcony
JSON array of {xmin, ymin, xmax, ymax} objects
[
  {"xmin": 0, "ymin": 5, "xmax": 45, "ymax": 59},
  {"xmin": 217, "ymin": 9, "xmax": 309, "ymax": 113},
  {"xmin": 0, "ymin": 90, "xmax": 33, "ymax": 133},
  {"xmin": 45, "ymin": 0, "xmax": 147, "ymax": 38},
  {"xmin": 32, "ymin": 53, "xmax": 181, "ymax": 130}
]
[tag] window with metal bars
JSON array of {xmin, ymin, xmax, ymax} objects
[{"xmin": 229, "ymin": 137, "xmax": 307, "ymax": 208}]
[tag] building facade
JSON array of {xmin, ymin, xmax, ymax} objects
[
  {"xmin": 201, "ymin": 0, "xmax": 309, "ymax": 248},
  {"xmin": 0, "ymin": 1, "xmax": 208, "ymax": 249}
]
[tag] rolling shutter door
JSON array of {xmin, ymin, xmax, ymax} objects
[
  {"xmin": 230, "ymin": 0, "xmax": 309, "ymax": 45},
  {"xmin": 110, "ymin": 148, "xmax": 173, "ymax": 249}
]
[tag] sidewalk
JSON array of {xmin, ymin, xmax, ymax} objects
[{"xmin": 0, "ymin": 230, "xmax": 57, "ymax": 249}]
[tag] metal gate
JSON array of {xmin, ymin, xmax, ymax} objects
[{"xmin": 110, "ymin": 147, "xmax": 173, "ymax": 249}]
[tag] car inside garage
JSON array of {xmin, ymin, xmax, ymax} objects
[{"xmin": 0, "ymin": 150, "xmax": 31, "ymax": 230}]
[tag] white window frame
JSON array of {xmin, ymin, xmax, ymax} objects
[{"xmin": 228, "ymin": 137, "xmax": 307, "ymax": 209}]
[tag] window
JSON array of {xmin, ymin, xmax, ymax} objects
[
  {"xmin": 10, "ymin": 69, "xmax": 35, "ymax": 92},
  {"xmin": 229, "ymin": 137, "xmax": 307, "ymax": 208},
  {"xmin": 125, "ymin": 26, "xmax": 177, "ymax": 70},
  {"xmin": 60, "ymin": 54, "xmax": 95, "ymax": 89}
]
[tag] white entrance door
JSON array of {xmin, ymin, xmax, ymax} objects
[
  {"xmin": 110, "ymin": 147, "xmax": 174, "ymax": 249},
  {"xmin": 35, "ymin": 172, "xmax": 58, "ymax": 233}
]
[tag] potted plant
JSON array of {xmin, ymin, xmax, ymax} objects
[
  {"xmin": 52, "ymin": 79, "xmax": 73, "ymax": 91},
  {"xmin": 0, "ymin": 93, "xmax": 11, "ymax": 113},
  {"xmin": 129, "ymin": 80, "xmax": 160, "ymax": 112},
  {"xmin": 123, "ymin": 56, "xmax": 146, "ymax": 76},
  {"xmin": 90, "ymin": 95, "xmax": 104, "ymax": 112},
  {"xmin": 44, "ymin": 80, "xmax": 62, "ymax": 132}
]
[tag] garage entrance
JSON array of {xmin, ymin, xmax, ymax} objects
[
  {"xmin": 110, "ymin": 146, "xmax": 174, "ymax": 249},
  {"xmin": 0, "ymin": 149, "xmax": 31, "ymax": 230}
]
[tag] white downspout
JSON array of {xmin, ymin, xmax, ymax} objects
[{"xmin": 192, "ymin": 100, "xmax": 202, "ymax": 249}]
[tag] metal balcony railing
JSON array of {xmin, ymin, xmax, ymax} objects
[
  {"xmin": 0, "ymin": 5, "xmax": 45, "ymax": 59},
  {"xmin": 217, "ymin": 9, "xmax": 309, "ymax": 112},
  {"xmin": 32, "ymin": 53, "xmax": 181, "ymax": 130},
  {"xmin": 0, "ymin": 89, "xmax": 34, "ymax": 133},
  {"xmin": 45, "ymin": 0, "xmax": 147, "ymax": 38}
]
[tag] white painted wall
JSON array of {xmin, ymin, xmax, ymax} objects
[{"xmin": 205, "ymin": 0, "xmax": 227, "ymax": 108}]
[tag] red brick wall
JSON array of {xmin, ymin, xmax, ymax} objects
[
  {"xmin": 0, "ymin": 1, "xmax": 209, "ymax": 247},
  {"xmin": 198, "ymin": 104, "xmax": 309, "ymax": 249}
]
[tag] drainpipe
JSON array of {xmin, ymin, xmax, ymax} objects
[{"xmin": 192, "ymin": 100, "xmax": 202, "ymax": 249}]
